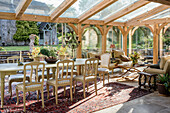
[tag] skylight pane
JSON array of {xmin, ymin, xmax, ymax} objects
[
  {"xmin": 115, "ymin": 2, "xmax": 162, "ymax": 22},
  {"xmin": 60, "ymin": 0, "xmax": 103, "ymax": 18},
  {"xmin": 90, "ymin": 0, "xmax": 139, "ymax": 20},
  {"xmin": 145, "ymin": 8, "xmax": 170, "ymax": 20},
  {"xmin": 25, "ymin": 0, "xmax": 65, "ymax": 16},
  {"xmin": 0, "ymin": 0, "xmax": 21, "ymax": 13}
]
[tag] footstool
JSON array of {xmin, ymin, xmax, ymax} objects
[{"xmin": 138, "ymin": 72, "xmax": 158, "ymax": 92}]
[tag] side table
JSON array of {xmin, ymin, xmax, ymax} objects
[{"xmin": 138, "ymin": 72, "xmax": 158, "ymax": 92}]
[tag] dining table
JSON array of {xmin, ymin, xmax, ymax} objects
[{"xmin": 0, "ymin": 58, "xmax": 93, "ymax": 108}]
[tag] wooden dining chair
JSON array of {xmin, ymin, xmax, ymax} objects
[
  {"xmin": 7, "ymin": 56, "xmax": 30, "ymax": 97},
  {"xmin": 46, "ymin": 60, "xmax": 74, "ymax": 104},
  {"xmin": 16, "ymin": 62, "xmax": 45, "ymax": 112},
  {"xmin": 73, "ymin": 58, "xmax": 99, "ymax": 98}
]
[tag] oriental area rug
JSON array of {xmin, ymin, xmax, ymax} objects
[{"xmin": 0, "ymin": 81, "xmax": 150, "ymax": 113}]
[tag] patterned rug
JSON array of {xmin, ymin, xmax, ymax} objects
[{"xmin": 0, "ymin": 81, "xmax": 150, "ymax": 113}]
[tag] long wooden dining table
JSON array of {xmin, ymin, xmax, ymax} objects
[{"xmin": 0, "ymin": 58, "xmax": 90, "ymax": 108}]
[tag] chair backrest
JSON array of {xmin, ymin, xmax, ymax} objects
[
  {"xmin": 23, "ymin": 62, "xmax": 45, "ymax": 88},
  {"xmin": 163, "ymin": 59, "xmax": 170, "ymax": 74},
  {"xmin": 84, "ymin": 58, "xmax": 99, "ymax": 78},
  {"xmin": 100, "ymin": 53, "xmax": 111, "ymax": 68},
  {"xmin": 160, "ymin": 55, "xmax": 170, "ymax": 69},
  {"xmin": 56, "ymin": 60, "xmax": 74, "ymax": 84},
  {"xmin": 7, "ymin": 56, "xmax": 23, "ymax": 63},
  {"xmin": 113, "ymin": 50, "xmax": 125, "ymax": 58}
]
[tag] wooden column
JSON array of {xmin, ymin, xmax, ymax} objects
[
  {"xmin": 159, "ymin": 29, "xmax": 163, "ymax": 57},
  {"xmin": 129, "ymin": 29, "xmax": 132, "ymax": 55},
  {"xmin": 77, "ymin": 23, "xmax": 82, "ymax": 58},
  {"xmin": 153, "ymin": 24, "xmax": 159, "ymax": 64},
  {"xmin": 102, "ymin": 25, "xmax": 107, "ymax": 53},
  {"xmin": 123, "ymin": 26, "xmax": 128, "ymax": 55}
]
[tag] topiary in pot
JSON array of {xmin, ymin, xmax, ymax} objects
[{"xmin": 157, "ymin": 74, "xmax": 170, "ymax": 96}]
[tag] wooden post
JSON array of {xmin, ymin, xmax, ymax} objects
[
  {"xmin": 159, "ymin": 29, "xmax": 163, "ymax": 57},
  {"xmin": 102, "ymin": 25, "xmax": 107, "ymax": 53},
  {"xmin": 153, "ymin": 24, "xmax": 159, "ymax": 64},
  {"xmin": 77, "ymin": 23, "xmax": 82, "ymax": 58},
  {"xmin": 129, "ymin": 29, "xmax": 132, "ymax": 55}
]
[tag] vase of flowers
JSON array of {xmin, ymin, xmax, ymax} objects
[
  {"xmin": 57, "ymin": 46, "xmax": 67, "ymax": 60},
  {"xmin": 130, "ymin": 51, "xmax": 140, "ymax": 66},
  {"xmin": 31, "ymin": 47, "xmax": 41, "ymax": 61}
]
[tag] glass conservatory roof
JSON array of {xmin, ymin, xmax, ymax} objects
[
  {"xmin": 90, "ymin": 0, "xmax": 139, "ymax": 20},
  {"xmin": 0, "ymin": 0, "xmax": 168, "ymax": 25},
  {"xmin": 144, "ymin": 8, "xmax": 170, "ymax": 20},
  {"xmin": 25, "ymin": 0, "xmax": 65, "ymax": 16},
  {"xmin": 60, "ymin": 0, "xmax": 103, "ymax": 18},
  {"xmin": 0, "ymin": 0, "xmax": 21, "ymax": 13},
  {"xmin": 115, "ymin": 2, "xmax": 162, "ymax": 22}
]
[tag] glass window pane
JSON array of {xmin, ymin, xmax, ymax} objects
[
  {"xmin": 115, "ymin": 2, "xmax": 162, "ymax": 22},
  {"xmin": 60, "ymin": 0, "xmax": 103, "ymax": 18},
  {"xmin": 0, "ymin": 0, "xmax": 21, "ymax": 13},
  {"xmin": 90, "ymin": 0, "xmax": 139, "ymax": 20},
  {"xmin": 25, "ymin": 0, "xmax": 65, "ymax": 16},
  {"xmin": 144, "ymin": 8, "xmax": 170, "ymax": 20}
]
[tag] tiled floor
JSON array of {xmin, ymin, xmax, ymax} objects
[{"xmin": 94, "ymin": 75, "xmax": 170, "ymax": 113}]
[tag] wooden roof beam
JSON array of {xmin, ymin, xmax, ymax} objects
[
  {"xmin": 78, "ymin": 0, "xmax": 118, "ymax": 23},
  {"xmin": 144, "ymin": 0, "xmax": 170, "ymax": 6},
  {"xmin": 15, "ymin": 0, "xmax": 32, "ymax": 19},
  {"xmin": 104, "ymin": 0, "xmax": 150, "ymax": 24},
  {"xmin": 128, "ymin": 18, "xmax": 170, "ymax": 26},
  {"xmin": 50, "ymin": 0, "xmax": 77, "ymax": 21},
  {"xmin": 126, "ymin": 5, "xmax": 170, "ymax": 26}
]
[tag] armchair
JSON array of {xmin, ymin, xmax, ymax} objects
[{"xmin": 144, "ymin": 55, "xmax": 170, "ymax": 75}]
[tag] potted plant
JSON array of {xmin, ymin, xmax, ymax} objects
[
  {"xmin": 40, "ymin": 46, "xmax": 57, "ymax": 63},
  {"xmin": 157, "ymin": 74, "xmax": 170, "ymax": 96},
  {"xmin": 130, "ymin": 51, "xmax": 140, "ymax": 66}
]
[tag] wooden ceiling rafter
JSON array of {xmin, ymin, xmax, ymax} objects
[
  {"xmin": 50, "ymin": 0, "xmax": 77, "ymax": 21},
  {"xmin": 129, "ymin": 18, "xmax": 170, "ymax": 26},
  {"xmin": 78, "ymin": 0, "xmax": 118, "ymax": 23},
  {"xmin": 144, "ymin": 0, "xmax": 170, "ymax": 6},
  {"xmin": 126, "ymin": 5, "xmax": 170, "ymax": 26},
  {"xmin": 0, "ymin": 12, "xmax": 126, "ymax": 26},
  {"xmin": 104, "ymin": 0, "xmax": 150, "ymax": 24},
  {"xmin": 15, "ymin": 0, "xmax": 32, "ymax": 19}
]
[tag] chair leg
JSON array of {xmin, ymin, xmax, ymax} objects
[
  {"xmin": 83, "ymin": 82, "xmax": 86, "ymax": 98},
  {"xmin": 95, "ymin": 80, "xmax": 97, "ymax": 95},
  {"xmin": 73, "ymin": 81, "xmax": 75, "ymax": 93},
  {"xmin": 41, "ymin": 89, "xmax": 44, "ymax": 108},
  {"xmin": 16, "ymin": 88, "xmax": 19, "ymax": 105},
  {"xmin": 103, "ymin": 74, "xmax": 105, "ymax": 86},
  {"xmin": 9, "ymin": 81, "xmax": 12, "ymax": 97},
  {"xmin": 99, "ymin": 74, "xmax": 102, "ymax": 82},
  {"xmin": 108, "ymin": 72, "xmax": 109, "ymax": 83},
  {"xmin": 87, "ymin": 82, "xmax": 89, "ymax": 91},
  {"xmin": 53, "ymin": 86, "xmax": 55, "ymax": 96},
  {"xmin": 70, "ymin": 85, "xmax": 73, "ymax": 101},
  {"xmin": 37, "ymin": 90, "xmax": 39, "ymax": 101},
  {"xmin": 112, "ymin": 69, "xmax": 114, "ymax": 74},
  {"xmin": 23, "ymin": 91, "xmax": 26, "ymax": 112},
  {"xmin": 64, "ymin": 86, "xmax": 66, "ymax": 96},
  {"xmin": 47, "ymin": 83, "xmax": 50, "ymax": 99},
  {"xmin": 55, "ymin": 87, "xmax": 58, "ymax": 105}
]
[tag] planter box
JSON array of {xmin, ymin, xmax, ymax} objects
[{"xmin": 158, "ymin": 84, "xmax": 170, "ymax": 96}]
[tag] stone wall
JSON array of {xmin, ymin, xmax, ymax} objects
[{"xmin": 0, "ymin": 20, "xmax": 58, "ymax": 46}]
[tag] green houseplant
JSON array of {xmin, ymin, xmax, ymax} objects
[
  {"xmin": 130, "ymin": 51, "xmax": 140, "ymax": 66},
  {"xmin": 40, "ymin": 46, "xmax": 57, "ymax": 63},
  {"xmin": 157, "ymin": 74, "xmax": 170, "ymax": 95}
]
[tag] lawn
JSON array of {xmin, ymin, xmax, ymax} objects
[{"xmin": 1, "ymin": 45, "xmax": 62, "ymax": 51}]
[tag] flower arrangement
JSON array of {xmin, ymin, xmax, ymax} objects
[
  {"xmin": 57, "ymin": 46, "xmax": 67, "ymax": 55},
  {"xmin": 130, "ymin": 51, "xmax": 140, "ymax": 65},
  {"xmin": 31, "ymin": 47, "xmax": 40, "ymax": 57},
  {"xmin": 110, "ymin": 44, "xmax": 115, "ymax": 49}
]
